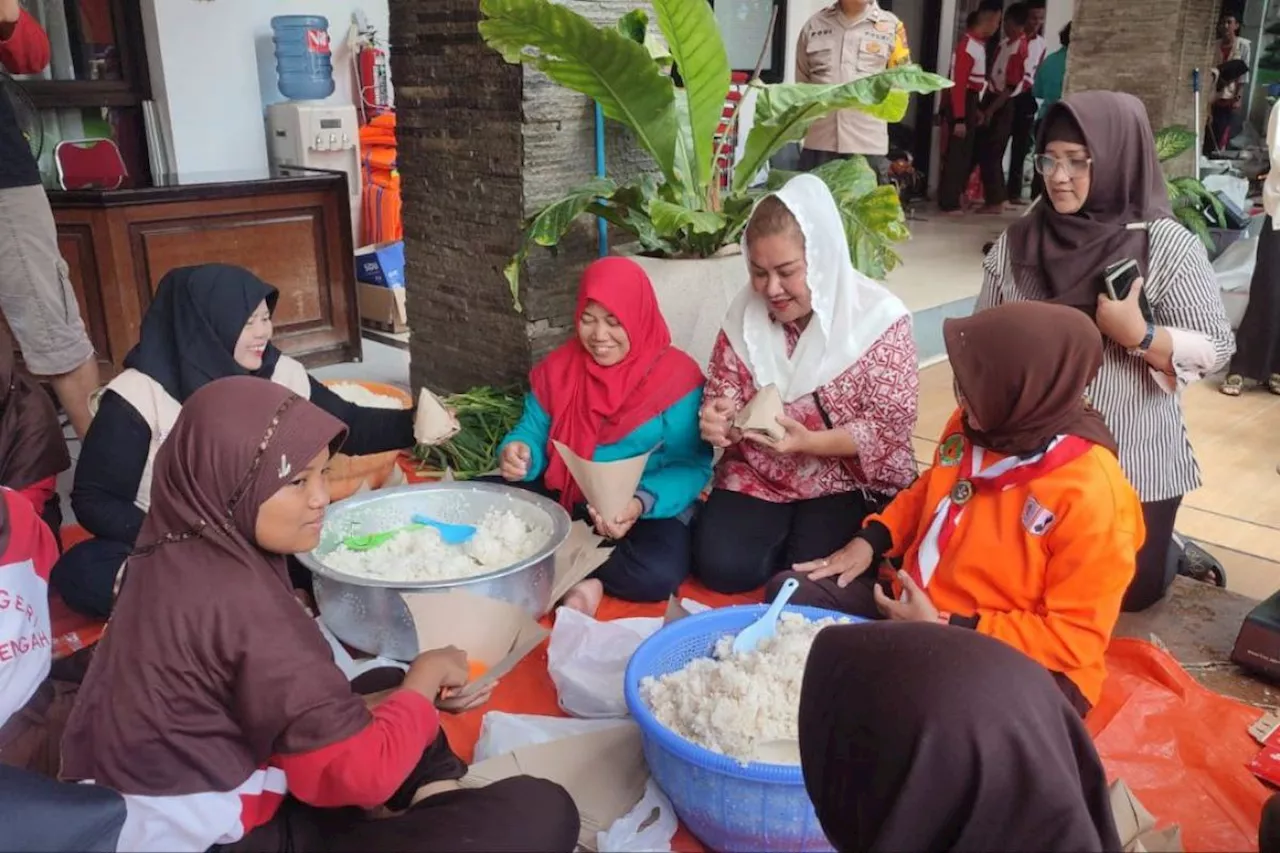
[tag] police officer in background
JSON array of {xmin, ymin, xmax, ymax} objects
[{"xmin": 794, "ymin": 0, "xmax": 910, "ymax": 182}]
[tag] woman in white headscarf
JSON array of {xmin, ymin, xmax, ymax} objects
[{"xmin": 693, "ymin": 174, "xmax": 920, "ymax": 596}]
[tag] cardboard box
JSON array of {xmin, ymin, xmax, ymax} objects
[
  {"xmin": 355, "ymin": 240, "xmax": 406, "ymax": 288},
  {"xmin": 358, "ymin": 282, "xmax": 409, "ymax": 333}
]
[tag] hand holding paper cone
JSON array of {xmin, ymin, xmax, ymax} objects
[
  {"xmin": 414, "ymin": 388, "xmax": 461, "ymax": 446},
  {"xmin": 734, "ymin": 384, "xmax": 786, "ymax": 442},
  {"xmin": 551, "ymin": 441, "xmax": 651, "ymax": 524}
]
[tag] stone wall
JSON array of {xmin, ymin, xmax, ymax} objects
[
  {"xmin": 1065, "ymin": 0, "xmax": 1221, "ymax": 173},
  {"xmin": 392, "ymin": 0, "xmax": 657, "ymax": 392}
]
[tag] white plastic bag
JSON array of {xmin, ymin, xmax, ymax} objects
[
  {"xmin": 473, "ymin": 712, "xmax": 633, "ymax": 763},
  {"xmin": 316, "ymin": 618, "xmax": 407, "ymax": 682},
  {"xmin": 597, "ymin": 778, "xmax": 679, "ymax": 853},
  {"xmin": 546, "ymin": 608, "xmax": 662, "ymax": 718}
]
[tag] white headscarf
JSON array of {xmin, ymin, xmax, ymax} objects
[{"xmin": 722, "ymin": 173, "xmax": 910, "ymax": 403}]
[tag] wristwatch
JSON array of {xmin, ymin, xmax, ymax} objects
[{"xmin": 1128, "ymin": 321, "xmax": 1156, "ymax": 357}]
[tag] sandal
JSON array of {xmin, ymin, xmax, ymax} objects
[
  {"xmin": 1269, "ymin": 374, "xmax": 1280, "ymax": 395},
  {"xmin": 1221, "ymin": 375, "xmax": 1245, "ymax": 396}
]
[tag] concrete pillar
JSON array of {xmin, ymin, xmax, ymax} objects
[
  {"xmin": 1065, "ymin": 0, "xmax": 1221, "ymax": 173},
  {"xmin": 390, "ymin": 0, "xmax": 655, "ymax": 393}
]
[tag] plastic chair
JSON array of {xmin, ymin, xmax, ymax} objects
[{"xmin": 54, "ymin": 138, "xmax": 128, "ymax": 191}]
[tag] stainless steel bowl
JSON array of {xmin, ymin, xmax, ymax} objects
[{"xmin": 298, "ymin": 481, "xmax": 571, "ymax": 661}]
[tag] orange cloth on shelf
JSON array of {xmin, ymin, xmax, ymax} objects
[
  {"xmin": 868, "ymin": 410, "xmax": 1143, "ymax": 705},
  {"xmin": 359, "ymin": 113, "xmax": 401, "ymax": 245}
]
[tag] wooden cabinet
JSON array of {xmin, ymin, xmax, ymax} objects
[{"xmin": 45, "ymin": 170, "xmax": 361, "ymax": 378}]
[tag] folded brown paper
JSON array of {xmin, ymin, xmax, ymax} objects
[
  {"xmin": 1111, "ymin": 780, "xmax": 1183, "ymax": 853},
  {"xmin": 548, "ymin": 521, "xmax": 614, "ymax": 609},
  {"xmin": 734, "ymin": 384, "xmax": 785, "ymax": 442},
  {"xmin": 663, "ymin": 595, "xmax": 691, "ymax": 625},
  {"xmin": 413, "ymin": 388, "xmax": 461, "ymax": 446},
  {"xmin": 460, "ymin": 723, "xmax": 648, "ymax": 852},
  {"xmin": 551, "ymin": 441, "xmax": 651, "ymax": 523},
  {"xmin": 403, "ymin": 590, "xmax": 549, "ymax": 699},
  {"xmin": 382, "ymin": 459, "xmax": 408, "ymax": 489}
]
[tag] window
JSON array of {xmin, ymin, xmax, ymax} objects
[
  {"xmin": 709, "ymin": 0, "xmax": 788, "ymax": 84},
  {"xmin": 15, "ymin": 0, "xmax": 152, "ymax": 187}
]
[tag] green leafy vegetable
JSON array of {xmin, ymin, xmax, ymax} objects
[{"xmin": 413, "ymin": 387, "xmax": 525, "ymax": 479}]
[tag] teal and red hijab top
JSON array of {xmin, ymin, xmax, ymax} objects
[{"xmin": 530, "ymin": 257, "xmax": 704, "ymax": 508}]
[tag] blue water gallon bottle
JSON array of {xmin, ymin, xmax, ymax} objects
[{"xmin": 271, "ymin": 15, "xmax": 336, "ymax": 101}]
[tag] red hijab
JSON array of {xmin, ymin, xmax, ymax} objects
[{"xmin": 529, "ymin": 257, "xmax": 704, "ymax": 508}]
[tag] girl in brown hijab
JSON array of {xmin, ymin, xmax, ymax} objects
[
  {"xmin": 786, "ymin": 302, "xmax": 1143, "ymax": 714},
  {"xmin": 60, "ymin": 376, "xmax": 579, "ymax": 853},
  {"xmin": 979, "ymin": 91, "xmax": 1233, "ymax": 613},
  {"xmin": 0, "ymin": 343, "xmax": 70, "ymax": 538},
  {"xmin": 799, "ymin": 621, "xmax": 1123, "ymax": 852}
]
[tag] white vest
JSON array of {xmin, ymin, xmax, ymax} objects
[{"xmin": 106, "ymin": 357, "xmax": 313, "ymax": 512}]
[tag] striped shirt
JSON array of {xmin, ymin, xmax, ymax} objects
[{"xmin": 978, "ymin": 219, "xmax": 1235, "ymax": 502}]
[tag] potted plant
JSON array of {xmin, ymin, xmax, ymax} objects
[
  {"xmin": 479, "ymin": 0, "xmax": 948, "ymax": 361},
  {"xmin": 1154, "ymin": 125, "xmax": 1230, "ymax": 252}
]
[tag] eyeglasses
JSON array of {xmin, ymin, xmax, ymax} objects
[{"xmin": 1034, "ymin": 155, "xmax": 1092, "ymax": 178}]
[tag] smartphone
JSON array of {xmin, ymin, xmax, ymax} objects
[
  {"xmin": 1101, "ymin": 258, "xmax": 1155, "ymax": 324},
  {"xmin": 1102, "ymin": 259, "xmax": 1140, "ymax": 301}
]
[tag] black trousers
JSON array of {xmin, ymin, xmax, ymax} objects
[
  {"xmin": 977, "ymin": 94, "xmax": 1015, "ymax": 206},
  {"xmin": 50, "ymin": 536, "xmax": 130, "ymax": 619},
  {"xmin": 937, "ymin": 91, "xmax": 981, "ymax": 212},
  {"xmin": 1122, "ymin": 495, "xmax": 1183, "ymax": 612},
  {"xmin": 692, "ymin": 489, "xmax": 877, "ymax": 595},
  {"xmin": 1006, "ymin": 92, "xmax": 1038, "ymax": 200},
  {"xmin": 492, "ymin": 477, "xmax": 692, "ymax": 603},
  {"xmin": 220, "ymin": 730, "xmax": 579, "ymax": 853}
]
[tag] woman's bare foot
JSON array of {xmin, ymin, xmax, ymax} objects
[{"xmin": 562, "ymin": 579, "xmax": 604, "ymax": 617}]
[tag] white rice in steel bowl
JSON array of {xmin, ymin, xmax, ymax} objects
[
  {"xmin": 322, "ymin": 507, "xmax": 550, "ymax": 583},
  {"xmin": 325, "ymin": 381, "xmax": 411, "ymax": 409},
  {"xmin": 638, "ymin": 612, "xmax": 847, "ymax": 765}
]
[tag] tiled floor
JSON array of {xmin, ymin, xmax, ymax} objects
[
  {"xmin": 883, "ymin": 205, "xmax": 1022, "ymax": 312},
  {"xmin": 915, "ymin": 361, "xmax": 1280, "ymax": 601}
]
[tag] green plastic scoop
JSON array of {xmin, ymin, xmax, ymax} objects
[{"xmin": 341, "ymin": 515, "xmax": 478, "ymax": 552}]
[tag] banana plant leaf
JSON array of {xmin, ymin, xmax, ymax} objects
[
  {"xmin": 480, "ymin": 0, "xmax": 681, "ymax": 187},
  {"xmin": 651, "ymin": 0, "xmax": 730, "ymax": 204},
  {"xmin": 734, "ymin": 65, "xmax": 951, "ymax": 191},
  {"xmin": 503, "ymin": 177, "xmax": 618, "ymax": 309}
]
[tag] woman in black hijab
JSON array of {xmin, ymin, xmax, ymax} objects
[
  {"xmin": 799, "ymin": 622, "xmax": 1122, "ymax": 852},
  {"xmin": 51, "ymin": 264, "xmax": 416, "ymax": 618}
]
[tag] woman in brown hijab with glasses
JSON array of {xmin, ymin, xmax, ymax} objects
[
  {"xmin": 59, "ymin": 376, "xmax": 579, "ymax": 853},
  {"xmin": 799, "ymin": 622, "xmax": 1123, "ymax": 852},
  {"xmin": 780, "ymin": 301, "xmax": 1142, "ymax": 715},
  {"xmin": 978, "ymin": 91, "xmax": 1233, "ymax": 613}
]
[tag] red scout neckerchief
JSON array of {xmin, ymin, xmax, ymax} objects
[{"xmin": 910, "ymin": 433, "xmax": 1092, "ymax": 589}]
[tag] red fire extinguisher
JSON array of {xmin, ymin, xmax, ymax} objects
[{"xmin": 356, "ymin": 38, "xmax": 391, "ymax": 123}]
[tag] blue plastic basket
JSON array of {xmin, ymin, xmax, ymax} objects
[{"xmin": 623, "ymin": 604, "xmax": 860, "ymax": 852}]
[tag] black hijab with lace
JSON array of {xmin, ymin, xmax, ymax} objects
[{"xmin": 124, "ymin": 264, "xmax": 282, "ymax": 402}]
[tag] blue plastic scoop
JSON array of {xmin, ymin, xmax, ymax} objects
[
  {"xmin": 410, "ymin": 513, "xmax": 477, "ymax": 545},
  {"xmin": 731, "ymin": 577, "xmax": 800, "ymax": 654}
]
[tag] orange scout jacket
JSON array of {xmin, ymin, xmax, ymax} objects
[{"xmin": 865, "ymin": 410, "xmax": 1144, "ymax": 705}]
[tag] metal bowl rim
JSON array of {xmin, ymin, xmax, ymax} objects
[{"xmin": 298, "ymin": 481, "xmax": 572, "ymax": 589}]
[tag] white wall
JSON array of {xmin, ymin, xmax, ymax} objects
[{"xmin": 140, "ymin": 0, "xmax": 389, "ymax": 178}]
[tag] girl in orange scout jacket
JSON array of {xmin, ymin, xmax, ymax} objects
[{"xmin": 774, "ymin": 301, "xmax": 1145, "ymax": 714}]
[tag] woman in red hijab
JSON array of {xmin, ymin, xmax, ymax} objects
[{"xmin": 498, "ymin": 258, "xmax": 710, "ymax": 616}]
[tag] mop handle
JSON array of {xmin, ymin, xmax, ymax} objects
[{"xmin": 1192, "ymin": 68, "xmax": 1202, "ymax": 182}]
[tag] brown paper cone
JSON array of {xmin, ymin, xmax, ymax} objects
[
  {"xmin": 548, "ymin": 521, "xmax": 615, "ymax": 608},
  {"xmin": 1111, "ymin": 780, "xmax": 1160, "ymax": 851},
  {"xmin": 734, "ymin": 384, "xmax": 785, "ymax": 442},
  {"xmin": 551, "ymin": 441, "xmax": 651, "ymax": 523},
  {"xmin": 414, "ymin": 388, "xmax": 461, "ymax": 446}
]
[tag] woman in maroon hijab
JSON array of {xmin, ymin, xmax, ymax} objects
[
  {"xmin": 799, "ymin": 622, "xmax": 1122, "ymax": 852},
  {"xmin": 60, "ymin": 376, "xmax": 579, "ymax": 853},
  {"xmin": 978, "ymin": 91, "xmax": 1234, "ymax": 612}
]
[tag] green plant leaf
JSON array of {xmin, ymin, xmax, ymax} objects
[
  {"xmin": 616, "ymin": 9, "xmax": 648, "ymax": 43},
  {"xmin": 733, "ymin": 64, "xmax": 951, "ymax": 191},
  {"xmin": 648, "ymin": 198, "xmax": 729, "ymax": 237},
  {"xmin": 1154, "ymin": 125, "xmax": 1196, "ymax": 162},
  {"xmin": 503, "ymin": 177, "xmax": 617, "ymax": 309},
  {"xmin": 844, "ymin": 184, "xmax": 908, "ymax": 278},
  {"xmin": 811, "ymin": 155, "xmax": 879, "ymax": 202},
  {"xmin": 1174, "ymin": 205, "xmax": 1215, "ymax": 251},
  {"xmin": 480, "ymin": 0, "xmax": 680, "ymax": 185},
  {"xmin": 651, "ymin": 0, "xmax": 731, "ymax": 204},
  {"xmin": 1169, "ymin": 176, "xmax": 1227, "ymax": 227}
]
